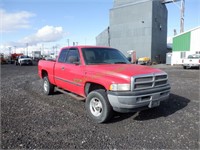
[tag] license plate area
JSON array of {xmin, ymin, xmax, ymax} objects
[{"xmin": 148, "ymin": 100, "xmax": 160, "ymax": 108}]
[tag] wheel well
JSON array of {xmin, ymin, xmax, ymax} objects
[
  {"xmin": 85, "ymin": 82, "xmax": 106, "ymax": 96},
  {"xmin": 42, "ymin": 70, "xmax": 48, "ymax": 78}
]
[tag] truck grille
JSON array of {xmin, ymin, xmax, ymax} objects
[{"xmin": 131, "ymin": 73, "xmax": 168, "ymax": 91}]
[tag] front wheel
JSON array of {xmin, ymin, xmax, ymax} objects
[
  {"xmin": 85, "ymin": 89, "xmax": 113, "ymax": 123},
  {"xmin": 43, "ymin": 76, "xmax": 54, "ymax": 95}
]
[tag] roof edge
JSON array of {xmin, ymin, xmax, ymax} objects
[{"xmin": 173, "ymin": 26, "xmax": 200, "ymax": 38}]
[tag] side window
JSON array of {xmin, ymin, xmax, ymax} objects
[
  {"xmin": 65, "ymin": 48, "xmax": 80, "ymax": 64},
  {"xmin": 180, "ymin": 52, "xmax": 186, "ymax": 59},
  {"xmin": 58, "ymin": 49, "xmax": 68, "ymax": 63}
]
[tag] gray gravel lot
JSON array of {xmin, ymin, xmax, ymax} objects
[{"xmin": 1, "ymin": 64, "xmax": 199, "ymax": 149}]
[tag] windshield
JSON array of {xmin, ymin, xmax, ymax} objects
[
  {"xmin": 21, "ymin": 56, "xmax": 30, "ymax": 58},
  {"xmin": 188, "ymin": 55, "xmax": 200, "ymax": 59},
  {"xmin": 82, "ymin": 48, "xmax": 130, "ymax": 65}
]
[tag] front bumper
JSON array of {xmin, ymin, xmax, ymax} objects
[
  {"xmin": 21, "ymin": 60, "xmax": 33, "ymax": 65},
  {"xmin": 183, "ymin": 64, "xmax": 199, "ymax": 68},
  {"xmin": 107, "ymin": 85, "xmax": 170, "ymax": 113}
]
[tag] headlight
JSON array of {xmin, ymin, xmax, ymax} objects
[{"xmin": 109, "ymin": 84, "xmax": 130, "ymax": 91}]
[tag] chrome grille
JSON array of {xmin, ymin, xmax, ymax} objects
[
  {"xmin": 135, "ymin": 76, "xmax": 153, "ymax": 82},
  {"xmin": 131, "ymin": 73, "xmax": 168, "ymax": 91}
]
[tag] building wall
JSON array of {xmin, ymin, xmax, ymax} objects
[
  {"xmin": 190, "ymin": 27, "xmax": 200, "ymax": 52},
  {"xmin": 113, "ymin": 0, "xmax": 150, "ymax": 7},
  {"xmin": 96, "ymin": 28, "xmax": 110, "ymax": 47},
  {"xmin": 173, "ymin": 32, "xmax": 191, "ymax": 52},
  {"xmin": 109, "ymin": 0, "xmax": 153, "ymax": 59},
  {"xmin": 96, "ymin": 0, "xmax": 168, "ymax": 63},
  {"xmin": 171, "ymin": 27, "xmax": 200, "ymax": 65},
  {"xmin": 151, "ymin": 0, "xmax": 168, "ymax": 63}
]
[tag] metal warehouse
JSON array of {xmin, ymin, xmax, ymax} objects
[
  {"xmin": 96, "ymin": 0, "xmax": 168, "ymax": 63},
  {"xmin": 171, "ymin": 26, "xmax": 200, "ymax": 65}
]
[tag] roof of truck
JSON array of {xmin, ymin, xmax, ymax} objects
[{"xmin": 60, "ymin": 45, "xmax": 112, "ymax": 50}]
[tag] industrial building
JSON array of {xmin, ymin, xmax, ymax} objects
[
  {"xmin": 96, "ymin": 0, "xmax": 168, "ymax": 63},
  {"xmin": 170, "ymin": 26, "xmax": 200, "ymax": 65}
]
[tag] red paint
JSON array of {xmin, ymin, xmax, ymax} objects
[{"xmin": 38, "ymin": 46, "xmax": 164, "ymax": 98}]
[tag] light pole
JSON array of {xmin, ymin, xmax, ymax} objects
[
  {"xmin": 26, "ymin": 43, "xmax": 29, "ymax": 56},
  {"xmin": 67, "ymin": 39, "xmax": 70, "ymax": 46},
  {"xmin": 8, "ymin": 47, "xmax": 12, "ymax": 55},
  {"xmin": 14, "ymin": 46, "xmax": 16, "ymax": 53}
]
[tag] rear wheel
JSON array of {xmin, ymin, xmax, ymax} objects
[
  {"xmin": 43, "ymin": 76, "xmax": 54, "ymax": 95},
  {"xmin": 85, "ymin": 89, "xmax": 113, "ymax": 123},
  {"xmin": 183, "ymin": 66, "xmax": 187, "ymax": 69}
]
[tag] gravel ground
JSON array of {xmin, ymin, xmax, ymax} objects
[{"xmin": 1, "ymin": 63, "xmax": 199, "ymax": 149}]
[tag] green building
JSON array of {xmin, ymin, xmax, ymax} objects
[{"xmin": 171, "ymin": 26, "xmax": 200, "ymax": 65}]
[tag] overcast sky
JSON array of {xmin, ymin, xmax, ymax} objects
[{"xmin": 1, "ymin": 0, "xmax": 200, "ymax": 54}]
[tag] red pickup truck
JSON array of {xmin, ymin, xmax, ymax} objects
[{"xmin": 38, "ymin": 46, "xmax": 170, "ymax": 123}]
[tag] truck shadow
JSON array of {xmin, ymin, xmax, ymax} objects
[{"xmin": 109, "ymin": 93, "xmax": 190, "ymax": 123}]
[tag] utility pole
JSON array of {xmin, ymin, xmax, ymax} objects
[
  {"xmin": 14, "ymin": 46, "xmax": 16, "ymax": 53},
  {"xmin": 67, "ymin": 39, "xmax": 70, "ymax": 46},
  {"xmin": 26, "ymin": 43, "xmax": 29, "ymax": 56},
  {"xmin": 180, "ymin": 0, "xmax": 185, "ymax": 33},
  {"xmin": 162, "ymin": 0, "xmax": 185, "ymax": 33}
]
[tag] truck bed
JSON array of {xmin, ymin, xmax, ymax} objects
[{"xmin": 38, "ymin": 60, "xmax": 56, "ymax": 84}]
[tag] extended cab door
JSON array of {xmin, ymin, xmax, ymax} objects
[{"xmin": 54, "ymin": 48, "xmax": 85, "ymax": 96}]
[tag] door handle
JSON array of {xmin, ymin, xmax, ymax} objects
[{"xmin": 61, "ymin": 67, "xmax": 65, "ymax": 70}]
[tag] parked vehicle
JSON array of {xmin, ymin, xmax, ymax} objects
[
  {"xmin": 138, "ymin": 57, "xmax": 151, "ymax": 65},
  {"xmin": 182, "ymin": 54, "xmax": 200, "ymax": 69},
  {"xmin": 10, "ymin": 53, "xmax": 23, "ymax": 64},
  {"xmin": 38, "ymin": 46, "xmax": 170, "ymax": 123},
  {"xmin": 0, "ymin": 53, "xmax": 7, "ymax": 64},
  {"xmin": 16, "ymin": 55, "xmax": 33, "ymax": 66},
  {"xmin": 32, "ymin": 51, "xmax": 42, "ymax": 61}
]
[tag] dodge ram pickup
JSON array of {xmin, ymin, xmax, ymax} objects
[{"xmin": 38, "ymin": 46, "xmax": 170, "ymax": 123}]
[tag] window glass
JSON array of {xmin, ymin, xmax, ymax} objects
[
  {"xmin": 180, "ymin": 52, "xmax": 186, "ymax": 59},
  {"xmin": 82, "ymin": 48, "xmax": 130, "ymax": 65},
  {"xmin": 58, "ymin": 49, "xmax": 68, "ymax": 63},
  {"xmin": 195, "ymin": 51, "xmax": 200, "ymax": 54},
  {"xmin": 65, "ymin": 48, "xmax": 80, "ymax": 64},
  {"xmin": 188, "ymin": 54, "xmax": 200, "ymax": 59}
]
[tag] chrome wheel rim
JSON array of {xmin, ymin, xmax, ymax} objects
[
  {"xmin": 90, "ymin": 97, "xmax": 103, "ymax": 117},
  {"xmin": 44, "ymin": 80, "xmax": 48, "ymax": 92}
]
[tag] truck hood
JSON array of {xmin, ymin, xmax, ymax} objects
[{"xmin": 85, "ymin": 64, "xmax": 165, "ymax": 82}]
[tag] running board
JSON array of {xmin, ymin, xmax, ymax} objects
[{"xmin": 55, "ymin": 87, "xmax": 85, "ymax": 101}]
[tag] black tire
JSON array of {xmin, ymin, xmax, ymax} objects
[
  {"xmin": 43, "ymin": 76, "xmax": 54, "ymax": 95},
  {"xmin": 183, "ymin": 66, "xmax": 186, "ymax": 69},
  {"xmin": 85, "ymin": 89, "xmax": 113, "ymax": 123}
]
